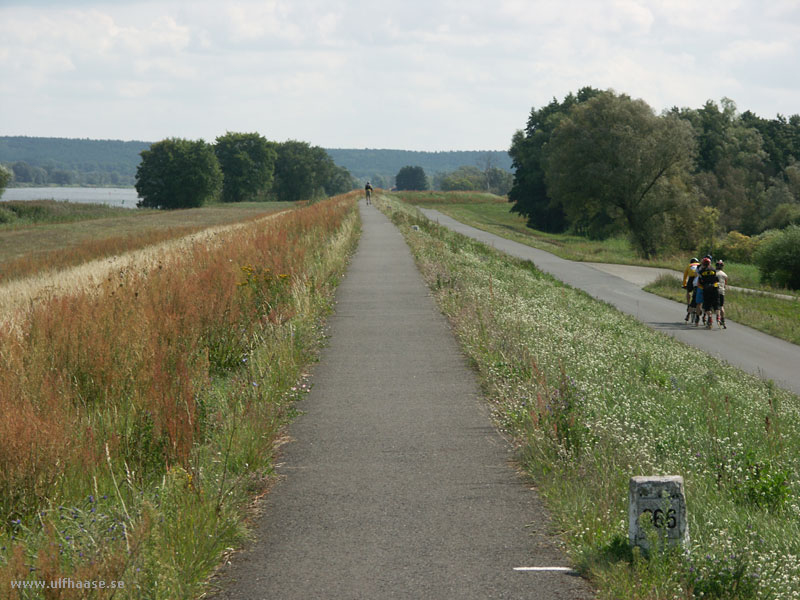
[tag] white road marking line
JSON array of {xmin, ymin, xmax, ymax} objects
[{"xmin": 513, "ymin": 567, "xmax": 577, "ymax": 573}]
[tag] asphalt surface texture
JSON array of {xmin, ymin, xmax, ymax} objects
[
  {"xmin": 211, "ymin": 201, "xmax": 595, "ymax": 599},
  {"xmin": 420, "ymin": 208, "xmax": 800, "ymax": 397}
]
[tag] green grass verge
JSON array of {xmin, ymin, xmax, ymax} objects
[
  {"xmin": 0, "ymin": 200, "xmax": 139, "ymax": 227},
  {"xmin": 378, "ymin": 194, "xmax": 800, "ymax": 600},
  {"xmin": 411, "ymin": 197, "xmax": 800, "ymax": 298},
  {"xmin": 417, "ymin": 199, "xmax": 685, "ymax": 268},
  {"xmin": 398, "ymin": 196, "xmax": 800, "ymax": 347},
  {"xmin": 390, "ymin": 190, "xmax": 509, "ymax": 205}
]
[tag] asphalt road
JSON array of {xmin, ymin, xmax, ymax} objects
[
  {"xmin": 212, "ymin": 202, "xmax": 595, "ymax": 599},
  {"xmin": 420, "ymin": 208, "xmax": 800, "ymax": 397}
]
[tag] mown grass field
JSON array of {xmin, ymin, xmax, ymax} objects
[
  {"xmin": 0, "ymin": 200, "xmax": 293, "ymax": 283},
  {"xmin": 0, "ymin": 193, "xmax": 360, "ymax": 598},
  {"xmin": 379, "ymin": 194, "xmax": 800, "ymax": 600}
]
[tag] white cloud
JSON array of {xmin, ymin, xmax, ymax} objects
[
  {"xmin": 1, "ymin": 0, "xmax": 799, "ymax": 149},
  {"xmin": 718, "ymin": 39, "xmax": 793, "ymax": 63}
]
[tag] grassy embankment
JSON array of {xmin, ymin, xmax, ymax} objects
[
  {"xmin": 395, "ymin": 192, "xmax": 800, "ymax": 346},
  {"xmin": 379, "ymin": 194, "xmax": 800, "ymax": 600},
  {"xmin": 0, "ymin": 200, "xmax": 293, "ymax": 284},
  {"xmin": 0, "ymin": 192, "xmax": 361, "ymax": 598}
]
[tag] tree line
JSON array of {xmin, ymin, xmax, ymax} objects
[
  {"xmin": 3, "ymin": 161, "xmax": 136, "ymax": 187},
  {"xmin": 135, "ymin": 134, "xmax": 355, "ymax": 209},
  {"xmin": 509, "ymin": 87, "xmax": 800, "ymax": 261},
  {"xmin": 388, "ymin": 163, "xmax": 514, "ymax": 195},
  {"xmin": 0, "ymin": 137, "xmax": 514, "ymax": 193},
  {"xmin": 327, "ymin": 148, "xmax": 512, "ymax": 185},
  {"xmin": 0, "ymin": 137, "xmax": 149, "ymax": 187}
]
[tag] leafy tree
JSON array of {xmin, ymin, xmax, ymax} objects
[
  {"xmin": 135, "ymin": 138, "xmax": 222, "ymax": 209},
  {"xmin": 544, "ymin": 91, "xmax": 697, "ymax": 258},
  {"xmin": 436, "ymin": 165, "xmax": 513, "ymax": 195},
  {"xmin": 754, "ymin": 225, "xmax": 800, "ymax": 288},
  {"xmin": 0, "ymin": 164, "xmax": 11, "ymax": 199},
  {"xmin": 9, "ymin": 161, "xmax": 45, "ymax": 184},
  {"xmin": 486, "ymin": 167, "xmax": 514, "ymax": 196},
  {"xmin": 271, "ymin": 141, "xmax": 355, "ymax": 202},
  {"xmin": 49, "ymin": 169, "xmax": 74, "ymax": 185},
  {"xmin": 395, "ymin": 166, "xmax": 428, "ymax": 191},
  {"xmin": 322, "ymin": 164, "xmax": 356, "ymax": 196},
  {"xmin": 369, "ymin": 174, "xmax": 390, "ymax": 189},
  {"xmin": 680, "ymin": 99, "xmax": 774, "ymax": 234},
  {"xmin": 272, "ymin": 140, "xmax": 319, "ymax": 202},
  {"xmin": 439, "ymin": 166, "xmax": 485, "ymax": 191},
  {"xmin": 214, "ymin": 132, "xmax": 277, "ymax": 202},
  {"xmin": 310, "ymin": 146, "xmax": 355, "ymax": 196},
  {"xmin": 508, "ymin": 87, "xmax": 601, "ymax": 232},
  {"xmin": 697, "ymin": 206, "xmax": 721, "ymax": 257}
]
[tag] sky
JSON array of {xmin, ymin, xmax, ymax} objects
[{"xmin": 1, "ymin": 0, "xmax": 799, "ymax": 151}]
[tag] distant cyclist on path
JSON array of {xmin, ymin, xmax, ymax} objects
[{"xmin": 365, "ymin": 181, "xmax": 373, "ymax": 205}]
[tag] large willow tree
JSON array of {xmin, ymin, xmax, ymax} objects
[{"xmin": 544, "ymin": 91, "xmax": 697, "ymax": 258}]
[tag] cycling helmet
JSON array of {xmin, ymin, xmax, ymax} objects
[
  {"xmin": 716, "ymin": 260, "xmax": 724, "ymax": 267},
  {"xmin": 691, "ymin": 257, "xmax": 699, "ymax": 263},
  {"xmin": 701, "ymin": 257, "xmax": 711, "ymax": 265}
]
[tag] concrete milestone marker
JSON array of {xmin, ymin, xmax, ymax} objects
[{"xmin": 628, "ymin": 476, "xmax": 689, "ymax": 551}]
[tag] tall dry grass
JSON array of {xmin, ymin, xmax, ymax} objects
[
  {"xmin": 0, "ymin": 193, "xmax": 359, "ymax": 597},
  {"xmin": 0, "ymin": 207, "xmax": 291, "ymax": 287}
]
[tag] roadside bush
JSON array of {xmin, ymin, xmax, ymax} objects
[
  {"xmin": 754, "ymin": 224, "xmax": 800, "ymax": 288},
  {"xmin": 0, "ymin": 165, "xmax": 11, "ymax": 199},
  {"xmin": 0, "ymin": 206, "xmax": 16, "ymax": 224},
  {"xmin": 716, "ymin": 230, "xmax": 759, "ymax": 264}
]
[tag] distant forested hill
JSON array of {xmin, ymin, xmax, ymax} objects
[
  {"xmin": 0, "ymin": 136, "xmax": 150, "ymax": 186},
  {"xmin": 0, "ymin": 136, "xmax": 512, "ymax": 188}
]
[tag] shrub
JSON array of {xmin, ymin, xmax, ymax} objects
[
  {"xmin": 0, "ymin": 206, "xmax": 16, "ymax": 224},
  {"xmin": 0, "ymin": 165, "xmax": 11, "ymax": 198},
  {"xmin": 716, "ymin": 230, "xmax": 759, "ymax": 264},
  {"xmin": 754, "ymin": 224, "xmax": 800, "ymax": 288}
]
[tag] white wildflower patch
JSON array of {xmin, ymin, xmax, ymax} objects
[{"xmin": 384, "ymin": 198, "xmax": 800, "ymax": 599}]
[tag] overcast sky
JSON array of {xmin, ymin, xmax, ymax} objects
[{"xmin": 1, "ymin": 0, "xmax": 799, "ymax": 151}]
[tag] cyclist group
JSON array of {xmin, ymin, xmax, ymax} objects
[{"xmin": 682, "ymin": 256, "xmax": 728, "ymax": 329}]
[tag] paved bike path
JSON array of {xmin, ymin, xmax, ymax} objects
[
  {"xmin": 213, "ymin": 202, "xmax": 594, "ymax": 599},
  {"xmin": 421, "ymin": 208, "xmax": 800, "ymax": 397}
]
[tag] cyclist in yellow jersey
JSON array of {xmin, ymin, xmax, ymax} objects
[{"xmin": 682, "ymin": 257, "xmax": 700, "ymax": 323}]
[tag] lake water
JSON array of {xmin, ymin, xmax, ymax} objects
[{"xmin": 2, "ymin": 187, "xmax": 140, "ymax": 209}]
